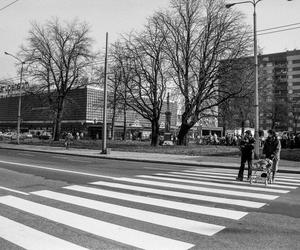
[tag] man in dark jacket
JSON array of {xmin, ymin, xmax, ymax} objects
[
  {"xmin": 263, "ymin": 129, "xmax": 281, "ymax": 182},
  {"xmin": 236, "ymin": 130, "xmax": 255, "ymax": 181}
]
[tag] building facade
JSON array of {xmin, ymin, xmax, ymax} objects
[
  {"xmin": 219, "ymin": 49, "xmax": 300, "ymax": 134},
  {"xmin": 0, "ymin": 86, "xmax": 178, "ymax": 139}
]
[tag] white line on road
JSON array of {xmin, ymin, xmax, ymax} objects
[
  {"xmin": 51, "ymin": 156, "xmax": 92, "ymax": 163},
  {"xmin": 32, "ymin": 190, "xmax": 225, "ymax": 236},
  {"xmin": 17, "ymin": 153, "xmax": 35, "ymax": 157},
  {"xmin": 0, "ymin": 215, "xmax": 87, "ymax": 250},
  {"xmin": 165, "ymin": 172, "xmax": 298, "ymax": 189},
  {"xmin": 184, "ymin": 170, "xmax": 300, "ymax": 184},
  {"xmin": 65, "ymin": 185, "xmax": 247, "ymax": 220},
  {"xmin": 136, "ymin": 175, "xmax": 290, "ymax": 194},
  {"xmin": 0, "ymin": 196, "xmax": 194, "ymax": 250},
  {"xmin": 0, "ymin": 160, "xmax": 112, "ymax": 179},
  {"xmin": 110, "ymin": 177, "xmax": 279, "ymax": 200},
  {"xmin": 0, "ymin": 186, "xmax": 29, "ymax": 195},
  {"xmin": 87, "ymin": 180, "xmax": 265, "ymax": 208},
  {"xmin": 154, "ymin": 172, "xmax": 297, "ymax": 189}
]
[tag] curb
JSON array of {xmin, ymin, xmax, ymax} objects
[{"xmin": 1, "ymin": 145, "xmax": 300, "ymax": 174}]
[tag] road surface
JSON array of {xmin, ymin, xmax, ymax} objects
[{"xmin": 0, "ymin": 148, "xmax": 299, "ymax": 250}]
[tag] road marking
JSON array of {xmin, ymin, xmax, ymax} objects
[
  {"xmin": 0, "ymin": 186, "xmax": 29, "ymax": 195},
  {"xmin": 0, "ymin": 160, "xmax": 112, "ymax": 179},
  {"xmin": 86, "ymin": 180, "xmax": 265, "ymax": 208},
  {"xmin": 154, "ymin": 173, "xmax": 297, "ymax": 190},
  {"xmin": 0, "ymin": 196, "xmax": 194, "ymax": 250},
  {"xmin": 17, "ymin": 153, "xmax": 34, "ymax": 157},
  {"xmin": 65, "ymin": 185, "xmax": 247, "ymax": 220},
  {"xmin": 273, "ymin": 181, "xmax": 300, "ymax": 186},
  {"xmin": 52, "ymin": 156, "xmax": 92, "ymax": 163},
  {"xmin": 110, "ymin": 177, "xmax": 279, "ymax": 200},
  {"xmin": 0, "ymin": 215, "xmax": 88, "ymax": 250},
  {"xmin": 32, "ymin": 190, "xmax": 225, "ymax": 236},
  {"xmin": 136, "ymin": 175, "xmax": 290, "ymax": 194},
  {"xmin": 184, "ymin": 170, "xmax": 300, "ymax": 184}
]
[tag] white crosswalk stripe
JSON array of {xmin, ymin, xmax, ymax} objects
[
  {"xmin": 136, "ymin": 175, "xmax": 291, "ymax": 193},
  {"xmin": 64, "ymin": 185, "xmax": 247, "ymax": 220},
  {"xmin": 85, "ymin": 180, "xmax": 266, "ymax": 208},
  {"xmin": 32, "ymin": 190, "xmax": 225, "ymax": 236},
  {"xmin": 0, "ymin": 215, "xmax": 88, "ymax": 250},
  {"xmin": 110, "ymin": 177, "xmax": 279, "ymax": 200},
  {"xmin": 183, "ymin": 169, "xmax": 300, "ymax": 185},
  {"xmin": 164, "ymin": 172, "xmax": 298, "ymax": 189},
  {"xmin": 0, "ymin": 196, "xmax": 194, "ymax": 250},
  {"xmin": 0, "ymin": 167, "xmax": 299, "ymax": 250}
]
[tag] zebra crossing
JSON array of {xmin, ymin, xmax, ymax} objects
[{"xmin": 0, "ymin": 167, "xmax": 299, "ymax": 250}]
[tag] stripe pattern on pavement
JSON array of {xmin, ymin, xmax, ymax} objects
[{"xmin": 0, "ymin": 168, "xmax": 299, "ymax": 250}]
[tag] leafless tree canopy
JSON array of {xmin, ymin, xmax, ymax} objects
[
  {"xmin": 155, "ymin": 0, "xmax": 251, "ymax": 144},
  {"xmin": 110, "ymin": 17, "xmax": 169, "ymax": 146},
  {"xmin": 20, "ymin": 19, "xmax": 95, "ymax": 140}
]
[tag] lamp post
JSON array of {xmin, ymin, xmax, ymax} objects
[
  {"xmin": 101, "ymin": 32, "xmax": 109, "ymax": 154},
  {"xmin": 225, "ymin": 0, "xmax": 291, "ymax": 159},
  {"xmin": 4, "ymin": 52, "xmax": 25, "ymax": 145}
]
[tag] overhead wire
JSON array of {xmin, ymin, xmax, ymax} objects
[
  {"xmin": 0, "ymin": 0, "xmax": 20, "ymax": 12},
  {"xmin": 257, "ymin": 22, "xmax": 300, "ymax": 32},
  {"xmin": 258, "ymin": 26, "xmax": 300, "ymax": 36}
]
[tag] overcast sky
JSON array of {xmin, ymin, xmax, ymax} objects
[{"xmin": 0, "ymin": 0, "xmax": 299, "ymax": 81}]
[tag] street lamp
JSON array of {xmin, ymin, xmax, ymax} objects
[
  {"xmin": 4, "ymin": 51, "xmax": 26, "ymax": 145},
  {"xmin": 225, "ymin": 0, "xmax": 292, "ymax": 158}
]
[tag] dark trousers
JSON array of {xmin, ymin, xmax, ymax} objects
[{"xmin": 238, "ymin": 153, "xmax": 252, "ymax": 179}]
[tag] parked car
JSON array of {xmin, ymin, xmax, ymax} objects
[
  {"xmin": 2, "ymin": 132, "xmax": 15, "ymax": 139},
  {"xmin": 19, "ymin": 132, "xmax": 33, "ymax": 139},
  {"xmin": 39, "ymin": 132, "xmax": 52, "ymax": 140}
]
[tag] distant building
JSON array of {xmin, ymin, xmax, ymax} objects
[
  {"xmin": 218, "ymin": 49, "xmax": 300, "ymax": 133},
  {"xmin": 0, "ymin": 86, "xmax": 177, "ymax": 139}
]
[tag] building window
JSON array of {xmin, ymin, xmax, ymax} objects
[
  {"xmin": 293, "ymin": 67, "xmax": 300, "ymax": 71},
  {"xmin": 293, "ymin": 82, "xmax": 300, "ymax": 86},
  {"xmin": 293, "ymin": 74, "xmax": 300, "ymax": 79},
  {"xmin": 292, "ymin": 60, "xmax": 300, "ymax": 64}
]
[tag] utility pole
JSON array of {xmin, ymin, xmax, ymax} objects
[
  {"xmin": 253, "ymin": 3, "xmax": 260, "ymax": 159},
  {"xmin": 4, "ymin": 52, "xmax": 25, "ymax": 145},
  {"xmin": 101, "ymin": 32, "xmax": 109, "ymax": 154},
  {"xmin": 225, "ymin": 0, "xmax": 293, "ymax": 158}
]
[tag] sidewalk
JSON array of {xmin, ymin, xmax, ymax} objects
[{"xmin": 0, "ymin": 142, "xmax": 299, "ymax": 174}]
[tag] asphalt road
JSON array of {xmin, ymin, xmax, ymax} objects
[{"xmin": 0, "ymin": 148, "xmax": 299, "ymax": 250}]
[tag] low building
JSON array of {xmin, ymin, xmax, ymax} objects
[{"xmin": 0, "ymin": 86, "xmax": 177, "ymax": 139}]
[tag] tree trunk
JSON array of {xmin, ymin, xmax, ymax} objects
[
  {"xmin": 151, "ymin": 119, "xmax": 160, "ymax": 147},
  {"xmin": 241, "ymin": 120, "xmax": 245, "ymax": 134},
  {"xmin": 53, "ymin": 97, "xmax": 65, "ymax": 141},
  {"xmin": 177, "ymin": 121, "xmax": 191, "ymax": 146},
  {"xmin": 122, "ymin": 104, "xmax": 127, "ymax": 140},
  {"xmin": 111, "ymin": 106, "xmax": 116, "ymax": 140}
]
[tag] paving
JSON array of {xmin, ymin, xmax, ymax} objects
[{"xmin": 0, "ymin": 142, "xmax": 299, "ymax": 174}]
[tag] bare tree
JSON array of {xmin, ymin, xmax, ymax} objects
[
  {"xmin": 110, "ymin": 42, "xmax": 134, "ymax": 140},
  {"xmin": 120, "ymin": 18, "xmax": 169, "ymax": 146},
  {"xmin": 288, "ymin": 93, "xmax": 300, "ymax": 133},
  {"xmin": 20, "ymin": 19, "xmax": 95, "ymax": 140},
  {"xmin": 156, "ymin": 0, "xmax": 251, "ymax": 144},
  {"xmin": 107, "ymin": 64, "xmax": 125, "ymax": 140}
]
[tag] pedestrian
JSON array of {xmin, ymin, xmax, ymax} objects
[
  {"xmin": 64, "ymin": 132, "xmax": 73, "ymax": 150},
  {"xmin": 236, "ymin": 130, "xmax": 255, "ymax": 181},
  {"xmin": 263, "ymin": 129, "xmax": 281, "ymax": 183}
]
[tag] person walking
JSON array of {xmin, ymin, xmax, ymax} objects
[
  {"xmin": 64, "ymin": 132, "xmax": 73, "ymax": 150},
  {"xmin": 263, "ymin": 129, "xmax": 281, "ymax": 182},
  {"xmin": 236, "ymin": 130, "xmax": 255, "ymax": 181}
]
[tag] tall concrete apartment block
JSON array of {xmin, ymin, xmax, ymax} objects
[
  {"xmin": 218, "ymin": 49, "xmax": 300, "ymax": 133},
  {"xmin": 287, "ymin": 50, "xmax": 300, "ymax": 132},
  {"xmin": 258, "ymin": 50, "xmax": 300, "ymax": 132}
]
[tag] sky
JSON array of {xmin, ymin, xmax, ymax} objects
[{"xmin": 0, "ymin": 0, "xmax": 299, "ymax": 81}]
